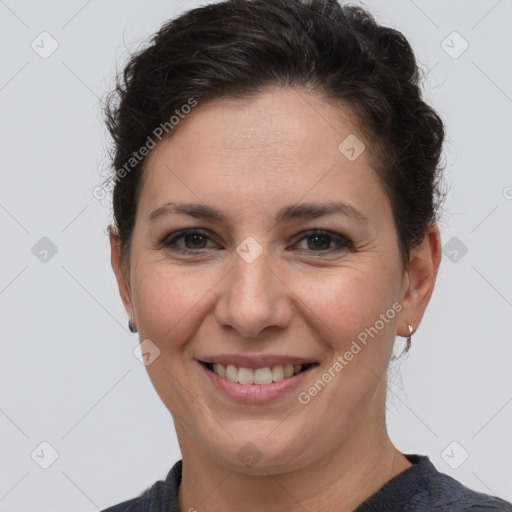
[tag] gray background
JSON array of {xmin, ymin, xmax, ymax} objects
[{"xmin": 1, "ymin": 0, "xmax": 511, "ymax": 510}]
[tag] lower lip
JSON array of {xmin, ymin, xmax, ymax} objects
[{"xmin": 199, "ymin": 363, "xmax": 316, "ymax": 404}]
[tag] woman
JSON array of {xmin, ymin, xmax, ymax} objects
[{"xmin": 100, "ymin": 0, "xmax": 512, "ymax": 510}]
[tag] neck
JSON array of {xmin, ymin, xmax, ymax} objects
[{"xmin": 176, "ymin": 418, "xmax": 411, "ymax": 512}]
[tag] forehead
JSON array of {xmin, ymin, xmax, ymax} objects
[{"xmin": 137, "ymin": 87, "xmax": 391, "ymax": 226}]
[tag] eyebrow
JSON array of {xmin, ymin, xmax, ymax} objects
[{"xmin": 148, "ymin": 200, "xmax": 368, "ymax": 224}]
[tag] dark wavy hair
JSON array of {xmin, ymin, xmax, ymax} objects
[{"xmin": 102, "ymin": 0, "xmax": 446, "ymax": 280}]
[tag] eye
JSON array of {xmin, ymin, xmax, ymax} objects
[
  {"xmin": 292, "ymin": 229, "xmax": 353, "ymax": 253},
  {"xmin": 160, "ymin": 228, "xmax": 353, "ymax": 255},
  {"xmin": 160, "ymin": 228, "xmax": 217, "ymax": 254}
]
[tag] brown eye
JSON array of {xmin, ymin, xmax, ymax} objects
[
  {"xmin": 293, "ymin": 230, "xmax": 353, "ymax": 253},
  {"xmin": 161, "ymin": 229, "xmax": 215, "ymax": 253}
]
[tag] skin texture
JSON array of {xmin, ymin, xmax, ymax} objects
[{"xmin": 110, "ymin": 87, "xmax": 442, "ymax": 512}]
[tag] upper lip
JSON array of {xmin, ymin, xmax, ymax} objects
[{"xmin": 198, "ymin": 354, "xmax": 319, "ymax": 369}]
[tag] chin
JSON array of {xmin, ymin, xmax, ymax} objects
[{"xmin": 207, "ymin": 429, "xmax": 311, "ymax": 475}]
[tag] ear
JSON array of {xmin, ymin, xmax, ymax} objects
[
  {"xmin": 109, "ymin": 225, "xmax": 133, "ymax": 321},
  {"xmin": 398, "ymin": 221, "xmax": 442, "ymax": 337}
]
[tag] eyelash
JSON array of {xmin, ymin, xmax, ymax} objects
[{"xmin": 160, "ymin": 228, "xmax": 353, "ymax": 255}]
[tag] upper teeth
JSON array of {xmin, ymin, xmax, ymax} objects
[{"xmin": 212, "ymin": 363, "xmax": 304, "ymax": 385}]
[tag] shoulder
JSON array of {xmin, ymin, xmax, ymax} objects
[
  {"xmin": 426, "ymin": 469, "xmax": 512, "ymax": 511},
  {"xmin": 399, "ymin": 455, "xmax": 512, "ymax": 512},
  {"xmin": 100, "ymin": 486, "xmax": 152, "ymax": 512},
  {"xmin": 99, "ymin": 460, "xmax": 182, "ymax": 512}
]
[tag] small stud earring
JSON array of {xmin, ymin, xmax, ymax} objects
[{"xmin": 128, "ymin": 320, "xmax": 137, "ymax": 333}]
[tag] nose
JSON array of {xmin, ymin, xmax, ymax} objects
[{"xmin": 214, "ymin": 248, "xmax": 293, "ymax": 339}]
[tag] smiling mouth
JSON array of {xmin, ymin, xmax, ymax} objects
[{"xmin": 200, "ymin": 361, "xmax": 319, "ymax": 385}]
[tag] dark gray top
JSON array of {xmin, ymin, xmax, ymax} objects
[{"xmin": 101, "ymin": 454, "xmax": 512, "ymax": 511}]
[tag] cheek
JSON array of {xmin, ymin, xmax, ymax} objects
[
  {"xmin": 132, "ymin": 264, "xmax": 210, "ymax": 346},
  {"xmin": 131, "ymin": 265, "xmax": 215, "ymax": 417},
  {"xmin": 296, "ymin": 271, "xmax": 400, "ymax": 416},
  {"xmin": 298, "ymin": 268, "xmax": 399, "ymax": 348}
]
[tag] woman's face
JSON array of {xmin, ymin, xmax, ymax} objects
[{"xmin": 111, "ymin": 87, "xmax": 434, "ymax": 473}]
